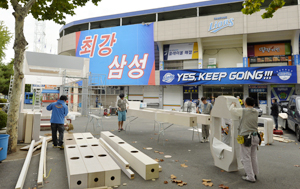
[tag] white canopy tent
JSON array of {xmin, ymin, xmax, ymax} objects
[{"xmin": 21, "ymin": 51, "xmax": 90, "ymax": 114}]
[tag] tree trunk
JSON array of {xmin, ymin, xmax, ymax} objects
[{"xmin": 6, "ymin": 8, "xmax": 27, "ymax": 154}]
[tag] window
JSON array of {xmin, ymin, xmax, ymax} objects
[
  {"xmin": 90, "ymin": 19, "xmax": 120, "ymax": 30},
  {"xmin": 158, "ymin": 8, "xmax": 197, "ymax": 21},
  {"xmin": 122, "ymin": 14, "xmax": 156, "ymax": 25},
  {"xmin": 199, "ymin": 2, "xmax": 242, "ymax": 16}
]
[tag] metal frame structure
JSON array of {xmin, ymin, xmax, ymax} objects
[{"xmin": 60, "ymin": 71, "xmax": 107, "ymax": 117}]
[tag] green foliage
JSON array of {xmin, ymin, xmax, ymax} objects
[
  {"xmin": 0, "ymin": 0, "xmax": 102, "ymax": 25},
  {"xmin": 0, "ymin": 110, "xmax": 7, "ymax": 129},
  {"xmin": 0, "ymin": 60, "xmax": 14, "ymax": 95},
  {"xmin": 25, "ymin": 84, "xmax": 31, "ymax": 92},
  {"xmin": 0, "ymin": 99, "xmax": 7, "ymax": 108},
  {"xmin": 0, "ymin": 21, "xmax": 12, "ymax": 62},
  {"xmin": 242, "ymin": 0, "xmax": 286, "ymax": 19}
]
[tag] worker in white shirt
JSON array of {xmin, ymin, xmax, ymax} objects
[{"xmin": 229, "ymin": 97, "xmax": 259, "ymax": 183}]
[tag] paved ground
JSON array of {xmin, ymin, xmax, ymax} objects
[{"xmin": 0, "ymin": 114, "xmax": 300, "ymax": 189}]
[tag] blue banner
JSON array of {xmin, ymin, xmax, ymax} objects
[
  {"xmin": 160, "ymin": 66, "xmax": 297, "ymax": 85},
  {"xmin": 75, "ymin": 24, "xmax": 155, "ymax": 86}
]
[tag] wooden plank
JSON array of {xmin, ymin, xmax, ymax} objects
[
  {"xmin": 24, "ymin": 112, "xmax": 34, "ymax": 143},
  {"xmin": 101, "ymin": 132, "xmax": 159, "ymax": 180},
  {"xmin": 64, "ymin": 133, "xmax": 76, "ymax": 146},
  {"xmin": 21, "ymin": 136, "xmax": 52, "ymax": 150},
  {"xmin": 99, "ymin": 138, "xmax": 134, "ymax": 180},
  {"xmin": 73, "ymin": 133, "xmax": 88, "ymax": 145},
  {"xmin": 32, "ymin": 113, "xmax": 42, "ymax": 141},
  {"xmin": 168, "ymin": 113, "xmax": 197, "ymax": 127},
  {"xmin": 37, "ymin": 137, "xmax": 46, "ymax": 187},
  {"xmin": 159, "ymin": 165, "xmax": 162, "ymax": 172},
  {"xmin": 99, "ymin": 138, "xmax": 129, "ymax": 169},
  {"xmin": 33, "ymin": 144, "xmax": 42, "ymax": 153},
  {"xmin": 89, "ymin": 143, "xmax": 121, "ymax": 187},
  {"xmin": 77, "ymin": 143, "xmax": 106, "ymax": 188},
  {"xmin": 65, "ymin": 145, "xmax": 88, "ymax": 189},
  {"xmin": 18, "ymin": 112, "xmax": 27, "ymax": 141},
  {"xmin": 43, "ymin": 140, "xmax": 47, "ymax": 181},
  {"xmin": 15, "ymin": 140, "xmax": 35, "ymax": 189}
]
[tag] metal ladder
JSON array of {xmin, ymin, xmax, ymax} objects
[
  {"xmin": 32, "ymin": 87, "xmax": 43, "ymax": 111},
  {"xmin": 8, "ymin": 75, "xmax": 14, "ymax": 101}
]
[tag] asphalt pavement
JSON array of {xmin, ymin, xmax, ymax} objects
[{"xmin": 0, "ymin": 114, "xmax": 300, "ymax": 189}]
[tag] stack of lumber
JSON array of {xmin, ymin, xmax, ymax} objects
[{"xmin": 64, "ymin": 132, "xmax": 121, "ymax": 189}]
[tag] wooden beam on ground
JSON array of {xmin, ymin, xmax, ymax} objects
[
  {"xmin": 65, "ymin": 144, "xmax": 88, "ymax": 189},
  {"xmin": 89, "ymin": 143, "xmax": 121, "ymax": 186},
  {"xmin": 37, "ymin": 137, "xmax": 46, "ymax": 187},
  {"xmin": 21, "ymin": 136, "xmax": 52, "ymax": 151},
  {"xmin": 64, "ymin": 133, "xmax": 76, "ymax": 146},
  {"xmin": 99, "ymin": 138, "xmax": 134, "ymax": 180},
  {"xmin": 43, "ymin": 140, "xmax": 47, "ymax": 181},
  {"xmin": 15, "ymin": 140, "xmax": 35, "ymax": 189},
  {"xmin": 77, "ymin": 143, "xmax": 106, "ymax": 188},
  {"xmin": 101, "ymin": 132, "xmax": 159, "ymax": 180}
]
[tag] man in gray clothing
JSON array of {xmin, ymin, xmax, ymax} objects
[
  {"xmin": 229, "ymin": 97, "xmax": 259, "ymax": 183},
  {"xmin": 197, "ymin": 97, "xmax": 213, "ymax": 143}
]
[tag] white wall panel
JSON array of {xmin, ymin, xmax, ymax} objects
[
  {"xmin": 163, "ymin": 85, "xmax": 183, "ymax": 111},
  {"xmin": 128, "ymin": 86, "xmax": 143, "ymax": 101},
  {"xmin": 203, "ymin": 48, "xmax": 243, "ymax": 68}
]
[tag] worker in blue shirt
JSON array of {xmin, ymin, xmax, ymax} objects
[{"xmin": 47, "ymin": 95, "xmax": 69, "ymax": 149}]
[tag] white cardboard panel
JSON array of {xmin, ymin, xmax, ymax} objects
[
  {"xmin": 32, "ymin": 113, "xmax": 41, "ymax": 141},
  {"xmin": 64, "ymin": 133, "xmax": 76, "ymax": 146},
  {"xmin": 101, "ymin": 132, "xmax": 159, "ymax": 180},
  {"xmin": 89, "ymin": 143, "xmax": 121, "ymax": 187},
  {"xmin": 24, "ymin": 112, "xmax": 34, "ymax": 143},
  {"xmin": 77, "ymin": 144, "xmax": 106, "ymax": 188},
  {"xmin": 65, "ymin": 145, "xmax": 88, "ymax": 189},
  {"xmin": 18, "ymin": 112, "xmax": 27, "ymax": 141}
]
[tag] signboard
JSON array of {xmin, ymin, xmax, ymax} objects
[
  {"xmin": 271, "ymin": 85, "xmax": 295, "ymax": 101},
  {"xmin": 183, "ymin": 86, "xmax": 198, "ymax": 93},
  {"xmin": 160, "ymin": 66, "xmax": 297, "ymax": 85},
  {"xmin": 248, "ymin": 43, "xmax": 291, "ymax": 57},
  {"xmin": 45, "ymin": 85, "xmax": 57, "ymax": 89},
  {"xmin": 208, "ymin": 16, "xmax": 234, "ymax": 33},
  {"xmin": 163, "ymin": 43, "xmax": 198, "ymax": 60},
  {"xmin": 249, "ymin": 85, "xmax": 267, "ymax": 93},
  {"xmin": 75, "ymin": 24, "xmax": 155, "ymax": 86}
]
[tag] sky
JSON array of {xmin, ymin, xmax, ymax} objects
[{"xmin": 0, "ymin": 0, "xmax": 209, "ymax": 63}]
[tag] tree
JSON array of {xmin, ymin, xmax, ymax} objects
[
  {"xmin": 0, "ymin": 60, "xmax": 14, "ymax": 95},
  {"xmin": 242, "ymin": 0, "xmax": 286, "ymax": 18},
  {"xmin": 0, "ymin": 0, "xmax": 102, "ymax": 154},
  {"xmin": 0, "ymin": 21, "xmax": 12, "ymax": 62}
]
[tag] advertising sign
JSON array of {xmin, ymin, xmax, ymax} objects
[
  {"xmin": 248, "ymin": 43, "xmax": 291, "ymax": 57},
  {"xmin": 164, "ymin": 43, "xmax": 198, "ymax": 60},
  {"xmin": 208, "ymin": 16, "xmax": 234, "ymax": 33},
  {"xmin": 75, "ymin": 24, "xmax": 155, "ymax": 86},
  {"xmin": 160, "ymin": 66, "xmax": 297, "ymax": 85},
  {"xmin": 271, "ymin": 85, "xmax": 295, "ymax": 101}
]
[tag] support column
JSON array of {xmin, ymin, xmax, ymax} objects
[
  {"xmin": 292, "ymin": 30, "xmax": 300, "ymax": 65},
  {"xmin": 81, "ymin": 78, "xmax": 88, "ymax": 116},
  {"xmin": 243, "ymin": 85, "xmax": 249, "ymax": 99},
  {"xmin": 267, "ymin": 85, "xmax": 272, "ymax": 115},
  {"xmin": 198, "ymin": 85, "xmax": 203, "ymax": 99},
  {"xmin": 197, "ymin": 38, "xmax": 203, "ymax": 69},
  {"xmin": 243, "ymin": 34, "xmax": 248, "ymax": 67},
  {"xmin": 159, "ymin": 86, "xmax": 163, "ymax": 109},
  {"xmin": 157, "ymin": 42, "xmax": 164, "ymax": 70}
]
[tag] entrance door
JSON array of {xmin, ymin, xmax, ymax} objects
[
  {"xmin": 258, "ymin": 92, "xmax": 267, "ymax": 114},
  {"xmin": 183, "ymin": 86, "xmax": 198, "ymax": 102}
]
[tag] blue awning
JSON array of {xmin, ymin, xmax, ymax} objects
[{"xmin": 42, "ymin": 89, "xmax": 59, "ymax": 94}]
